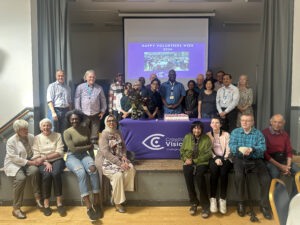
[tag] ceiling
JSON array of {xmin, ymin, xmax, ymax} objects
[{"xmin": 69, "ymin": 0, "xmax": 264, "ymax": 32}]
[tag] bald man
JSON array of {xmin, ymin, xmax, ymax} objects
[{"xmin": 262, "ymin": 114, "xmax": 300, "ymax": 197}]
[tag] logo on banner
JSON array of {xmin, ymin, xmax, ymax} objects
[
  {"xmin": 142, "ymin": 133, "xmax": 165, "ymax": 150},
  {"xmin": 142, "ymin": 133, "xmax": 184, "ymax": 151}
]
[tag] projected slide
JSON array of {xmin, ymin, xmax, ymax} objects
[{"xmin": 127, "ymin": 42, "xmax": 206, "ymax": 80}]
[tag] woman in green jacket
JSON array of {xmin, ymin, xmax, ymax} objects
[{"xmin": 180, "ymin": 121, "xmax": 212, "ymax": 218}]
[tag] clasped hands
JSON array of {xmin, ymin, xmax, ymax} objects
[
  {"xmin": 238, "ymin": 146, "xmax": 253, "ymax": 156},
  {"xmin": 121, "ymin": 156, "xmax": 130, "ymax": 171}
]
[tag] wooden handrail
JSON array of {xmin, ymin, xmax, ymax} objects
[{"xmin": 0, "ymin": 108, "xmax": 33, "ymax": 134}]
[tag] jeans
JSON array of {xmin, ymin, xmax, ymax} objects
[
  {"xmin": 66, "ymin": 152, "xmax": 100, "ymax": 197},
  {"xmin": 266, "ymin": 161, "xmax": 300, "ymax": 197},
  {"xmin": 233, "ymin": 157, "xmax": 271, "ymax": 207},
  {"xmin": 183, "ymin": 164, "xmax": 209, "ymax": 208},
  {"xmin": 38, "ymin": 158, "xmax": 65, "ymax": 199}
]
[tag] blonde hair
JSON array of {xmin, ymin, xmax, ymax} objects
[
  {"xmin": 238, "ymin": 74, "xmax": 249, "ymax": 88},
  {"xmin": 13, "ymin": 119, "xmax": 29, "ymax": 132}
]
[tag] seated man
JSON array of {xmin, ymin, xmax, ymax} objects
[
  {"xmin": 263, "ymin": 114, "xmax": 300, "ymax": 197},
  {"xmin": 229, "ymin": 114, "xmax": 272, "ymax": 220}
]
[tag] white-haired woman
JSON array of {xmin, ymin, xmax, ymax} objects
[
  {"xmin": 4, "ymin": 119, "xmax": 42, "ymax": 219},
  {"xmin": 95, "ymin": 115, "xmax": 135, "ymax": 213},
  {"xmin": 32, "ymin": 118, "xmax": 66, "ymax": 217}
]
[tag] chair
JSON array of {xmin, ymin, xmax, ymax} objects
[
  {"xmin": 269, "ymin": 178, "xmax": 290, "ymax": 225},
  {"xmin": 295, "ymin": 171, "xmax": 300, "ymax": 193}
]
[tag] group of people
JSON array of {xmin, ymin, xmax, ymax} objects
[
  {"xmin": 3, "ymin": 68, "xmax": 299, "ymax": 222},
  {"xmin": 180, "ymin": 113, "xmax": 299, "ymax": 220}
]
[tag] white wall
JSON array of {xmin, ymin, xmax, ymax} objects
[{"xmin": 0, "ymin": 0, "xmax": 34, "ymax": 126}]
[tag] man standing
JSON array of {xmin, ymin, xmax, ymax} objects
[
  {"xmin": 214, "ymin": 70, "xmax": 225, "ymax": 91},
  {"xmin": 216, "ymin": 74, "xmax": 239, "ymax": 132},
  {"xmin": 229, "ymin": 114, "xmax": 272, "ymax": 220},
  {"xmin": 47, "ymin": 69, "xmax": 72, "ymax": 134},
  {"xmin": 108, "ymin": 73, "xmax": 124, "ymax": 121},
  {"xmin": 194, "ymin": 74, "xmax": 205, "ymax": 95},
  {"xmin": 160, "ymin": 69, "xmax": 185, "ymax": 114},
  {"xmin": 75, "ymin": 70, "xmax": 107, "ymax": 143},
  {"xmin": 263, "ymin": 114, "xmax": 300, "ymax": 196}
]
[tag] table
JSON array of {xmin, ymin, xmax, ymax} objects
[{"xmin": 119, "ymin": 118, "xmax": 211, "ymax": 159}]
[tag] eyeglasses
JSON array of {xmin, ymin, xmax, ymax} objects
[{"xmin": 107, "ymin": 120, "xmax": 116, "ymax": 123}]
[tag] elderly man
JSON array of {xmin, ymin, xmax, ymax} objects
[
  {"xmin": 216, "ymin": 74, "xmax": 239, "ymax": 132},
  {"xmin": 194, "ymin": 74, "xmax": 205, "ymax": 95},
  {"xmin": 263, "ymin": 114, "xmax": 300, "ymax": 197},
  {"xmin": 75, "ymin": 70, "xmax": 107, "ymax": 144},
  {"xmin": 229, "ymin": 114, "xmax": 272, "ymax": 220},
  {"xmin": 160, "ymin": 69, "xmax": 185, "ymax": 114},
  {"xmin": 47, "ymin": 69, "xmax": 72, "ymax": 134}
]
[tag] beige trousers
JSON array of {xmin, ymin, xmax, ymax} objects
[{"xmin": 103, "ymin": 164, "xmax": 135, "ymax": 204}]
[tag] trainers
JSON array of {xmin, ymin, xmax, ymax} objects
[
  {"xmin": 43, "ymin": 207, "xmax": 52, "ymax": 216},
  {"xmin": 115, "ymin": 204, "xmax": 126, "ymax": 213},
  {"xmin": 210, "ymin": 198, "xmax": 218, "ymax": 213},
  {"xmin": 87, "ymin": 207, "xmax": 98, "ymax": 221},
  {"xmin": 189, "ymin": 204, "xmax": 197, "ymax": 215},
  {"xmin": 57, "ymin": 205, "xmax": 67, "ymax": 217},
  {"xmin": 219, "ymin": 199, "xmax": 227, "ymax": 214},
  {"xmin": 12, "ymin": 209, "xmax": 26, "ymax": 219},
  {"xmin": 201, "ymin": 208, "xmax": 210, "ymax": 219}
]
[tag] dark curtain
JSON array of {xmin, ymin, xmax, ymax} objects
[
  {"xmin": 256, "ymin": 0, "xmax": 294, "ymax": 131},
  {"xmin": 37, "ymin": 0, "xmax": 72, "ymax": 120}
]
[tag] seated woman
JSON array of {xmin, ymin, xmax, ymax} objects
[
  {"xmin": 198, "ymin": 80, "xmax": 217, "ymax": 119},
  {"xmin": 143, "ymin": 78, "xmax": 163, "ymax": 119},
  {"xmin": 180, "ymin": 121, "xmax": 212, "ymax": 218},
  {"xmin": 206, "ymin": 117, "xmax": 232, "ymax": 214},
  {"xmin": 183, "ymin": 80, "xmax": 198, "ymax": 118},
  {"xmin": 32, "ymin": 118, "xmax": 66, "ymax": 217},
  {"xmin": 4, "ymin": 119, "xmax": 43, "ymax": 219},
  {"xmin": 63, "ymin": 110, "xmax": 101, "ymax": 221},
  {"xmin": 96, "ymin": 115, "xmax": 135, "ymax": 213}
]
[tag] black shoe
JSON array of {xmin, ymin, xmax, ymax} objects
[
  {"xmin": 12, "ymin": 209, "xmax": 26, "ymax": 219},
  {"xmin": 43, "ymin": 207, "xmax": 52, "ymax": 216},
  {"xmin": 94, "ymin": 204, "xmax": 103, "ymax": 219},
  {"xmin": 237, "ymin": 202, "xmax": 245, "ymax": 217},
  {"xmin": 87, "ymin": 207, "xmax": 98, "ymax": 221},
  {"xmin": 260, "ymin": 206, "xmax": 272, "ymax": 220},
  {"xmin": 57, "ymin": 205, "xmax": 67, "ymax": 217},
  {"xmin": 189, "ymin": 204, "xmax": 197, "ymax": 216},
  {"xmin": 201, "ymin": 208, "xmax": 210, "ymax": 219}
]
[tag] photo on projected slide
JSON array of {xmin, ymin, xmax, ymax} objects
[{"xmin": 127, "ymin": 42, "xmax": 206, "ymax": 80}]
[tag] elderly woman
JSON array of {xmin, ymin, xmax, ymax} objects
[
  {"xmin": 96, "ymin": 115, "xmax": 135, "ymax": 213},
  {"xmin": 63, "ymin": 110, "xmax": 101, "ymax": 221},
  {"xmin": 206, "ymin": 117, "xmax": 232, "ymax": 215},
  {"xmin": 4, "ymin": 119, "xmax": 42, "ymax": 219},
  {"xmin": 32, "ymin": 118, "xmax": 66, "ymax": 217},
  {"xmin": 180, "ymin": 121, "xmax": 212, "ymax": 218}
]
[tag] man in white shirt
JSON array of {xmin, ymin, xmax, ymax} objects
[{"xmin": 216, "ymin": 74, "xmax": 240, "ymax": 132}]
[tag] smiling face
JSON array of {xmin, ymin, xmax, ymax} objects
[
  {"xmin": 239, "ymin": 75, "xmax": 248, "ymax": 87},
  {"xmin": 17, "ymin": 127, "xmax": 28, "ymax": 138},
  {"xmin": 86, "ymin": 71, "xmax": 96, "ymax": 86},
  {"xmin": 205, "ymin": 80, "xmax": 213, "ymax": 90},
  {"xmin": 270, "ymin": 114, "xmax": 285, "ymax": 131},
  {"xmin": 70, "ymin": 114, "xmax": 80, "ymax": 128},
  {"xmin": 56, "ymin": 70, "xmax": 65, "ymax": 84},
  {"xmin": 192, "ymin": 126, "xmax": 202, "ymax": 138},
  {"xmin": 188, "ymin": 81, "xmax": 195, "ymax": 90},
  {"xmin": 240, "ymin": 115, "xmax": 254, "ymax": 132},
  {"xmin": 106, "ymin": 116, "xmax": 117, "ymax": 129},
  {"xmin": 223, "ymin": 74, "xmax": 232, "ymax": 87},
  {"xmin": 210, "ymin": 118, "xmax": 221, "ymax": 131},
  {"xmin": 41, "ymin": 122, "xmax": 52, "ymax": 136}
]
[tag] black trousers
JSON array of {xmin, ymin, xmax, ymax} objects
[
  {"xmin": 183, "ymin": 164, "xmax": 209, "ymax": 209},
  {"xmin": 209, "ymin": 158, "xmax": 232, "ymax": 199},
  {"xmin": 233, "ymin": 157, "xmax": 271, "ymax": 207},
  {"xmin": 39, "ymin": 158, "xmax": 65, "ymax": 199},
  {"xmin": 220, "ymin": 107, "xmax": 237, "ymax": 133}
]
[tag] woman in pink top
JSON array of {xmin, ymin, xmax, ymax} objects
[{"xmin": 206, "ymin": 117, "xmax": 232, "ymax": 215}]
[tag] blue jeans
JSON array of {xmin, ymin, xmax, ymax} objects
[
  {"xmin": 266, "ymin": 161, "xmax": 300, "ymax": 197},
  {"xmin": 66, "ymin": 152, "xmax": 100, "ymax": 197}
]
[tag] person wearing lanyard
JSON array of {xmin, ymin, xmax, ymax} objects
[{"xmin": 160, "ymin": 69, "xmax": 186, "ymax": 114}]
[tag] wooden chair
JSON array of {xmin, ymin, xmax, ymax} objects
[
  {"xmin": 295, "ymin": 171, "xmax": 300, "ymax": 193},
  {"xmin": 269, "ymin": 178, "xmax": 290, "ymax": 225}
]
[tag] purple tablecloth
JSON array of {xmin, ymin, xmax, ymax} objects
[{"xmin": 119, "ymin": 118, "xmax": 211, "ymax": 159}]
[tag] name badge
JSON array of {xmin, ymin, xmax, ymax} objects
[{"xmin": 170, "ymin": 96, "xmax": 174, "ymax": 100}]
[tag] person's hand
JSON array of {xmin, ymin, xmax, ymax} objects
[
  {"xmin": 27, "ymin": 160, "xmax": 38, "ymax": 166},
  {"xmin": 280, "ymin": 164, "xmax": 291, "ymax": 175},
  {"xmin": 98, "ymin": 112, "xmax": 104, "ymax": 120},
  {"xmin": 109, "ymin": 140, "xmax": 118, "ymax": 148},
  {"xmin": 243, "ymin": 147, "xmax": 253, "ymax": 156},
  {"xmin": 44, "ymin": 161, "xmax": 52, "ymax": 172},
  {"xmin": 35, "ymin": 157, "xmax": 45, "ymax": 165},
  {"xmin": 198, "ymin": 113, "xmax": 202, "ymax": 119},
  {"xmin": 185, "ymin": 159, "xmax": 193, "ymax": 165},
  {"xmin": 121, "ymin": 162, "xmax": 130, "ymax": 171},
  {"xmin": 215, "ymin": 158, "xmax": 223, "ymax": 166},
  {"xmin": 122, "ymin": 112, "xmax": 129, "ymax": 118},
  {"xmin": 219, "ymin": 111, "xmax": 226, "ymax": 118},
  {"xmin": 52, "ymin": 112, "xmax": 58, "ymax": 121}
]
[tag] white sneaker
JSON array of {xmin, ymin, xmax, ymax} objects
[
  {"xmin": 210, "ymin": 198, "xmax": 218, "ymax": 213},
  {"xmin": 219, "ymin": 199, "xmax": 227, "ymax": 214}
]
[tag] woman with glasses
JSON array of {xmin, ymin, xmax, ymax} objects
[{"xmin": 96, "ymin": 115, "xmax": 135, "ymax": 213}]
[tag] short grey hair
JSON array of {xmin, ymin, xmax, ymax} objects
[
  {"xmin": 83, "ymin": 69, "xmax": 96, "ymax": 81},
  {"xmin": 39, "ymin": 118, "xmax": 52, "ymax": 129},
  {"xmin": 13, "ymin": 119, "xmax": 29, "ymax": 133}
]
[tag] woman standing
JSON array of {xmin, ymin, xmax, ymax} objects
[
  {"xmin": 143, "ymin": 78, "xmax": 163, "ymax": 119},
  {"xmin": 32, "ymin": 118, "xmax": 66, "ymax": 217},
  {"xmin": 96, "ymin": 115, "xmax": 135, "ymax": 213},
  {"xmin": 236, "ymin": 74, "xmax": 253, "ymax": 126},
  {"xmin": 183, "ymin": 80, "xmax": 198, "ymax": 118},
  {"xmin": 198, "ymin": 80, "xmax": 217, "ymax": 119},
  {"xmin": 206, "ymin": 117, "xmax": 232, "ymax": 214},
  {"xmin": 4, "ymin": 119, "xmax": 42, "ymax": 219},
  {"xmin": 180, "ymin": 121, "xmax": 212, "ymax": 218},
  {"xmin": 63, "ymin": 110, "xmax": 101, "ymax": 221}
]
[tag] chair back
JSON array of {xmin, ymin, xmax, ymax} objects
[
  {"xmin": 269, "ymin": 178, "xmax": 290, "ymax": 225},
  {"xmin": 295, "ymin": 171, "xmax": 300, "ymax": 193}
]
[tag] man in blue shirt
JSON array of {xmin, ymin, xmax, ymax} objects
[
  {"xmin": 229, "ymin": 114, "xmax": 272, "ymax": 220},
  {"xmin": 160, "ymin": 69, "xmax": 186, "ymax": 114}
]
